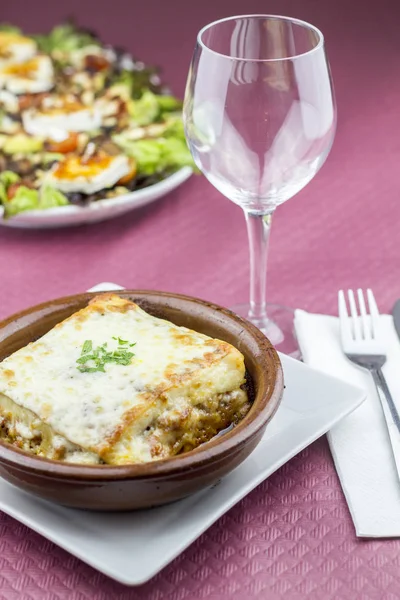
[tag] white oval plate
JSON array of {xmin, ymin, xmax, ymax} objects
[{"xmin": 0, "ymin": 167, "xmax": 192, "ymax": 229}]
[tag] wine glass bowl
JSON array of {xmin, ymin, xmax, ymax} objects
[{"xmin": 183, "ymin": 15, "xmax": 336, "ymax": 354}]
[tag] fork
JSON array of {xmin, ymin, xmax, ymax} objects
[{"xmin": 338, "ymin": 289, "xmax": 400, "ymax": 476}]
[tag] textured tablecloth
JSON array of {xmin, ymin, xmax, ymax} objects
[{"xmin": 1, "ymin": 0, "xmax": 400, "ymax": 598}]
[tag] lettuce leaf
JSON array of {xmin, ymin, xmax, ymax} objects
[
  {"xmin": 3, "ymin": 134, "xmax": 43, "ymax": 154},
  {"xmin": 163, "ymin": 116, "xmax": 186, "ymax": 140},
  {"xmin": 156, "ymin": 95, "xmax": 182, "ymax": 112},
  {"xmin": 128, "ymin": 91, "xmax": 183, "ymax": 126},
  {"xmin": 0, "ymin": 172, "xmax": 20, "ymax": 207},
  {"xmin": 40, "ymin": 152, "xmax": 65, "ymax": 165},
  {"xmin": 2, "ymin": 185, "xmax": 69, "ymax": 218},
  {"xmin": 117, "ymin": 139, "xmax": 162, "ymax": 174},
  {"xmin": 0, "ymin": 24, "xmax": 22, "ymax": 34},
  {"xmin": 33, "ymin": 22, "xmax": 99, "ymax": 54},
  {"xmin": 114, "ymin": 137, "xmax": 193, "ymax": 175},
  {"xmin": 160, "ymin": 138, "xmax": 194, "ymax": 170},
  {"xmin": 3, "ymin": 187, "xmax": 39, "ymax": 218},
  {"xmin": 128, "ymin": 90, "xmax": 160, "ymax": 126},
  {"xmin": 111, "ymin": 68, "xmax": 159, "ymax": 99},
  {"xmin": 0, "ymin": 183, "xmax": 6, "ymax": 205},
  {"xmin": 39, "ymin": 185, "xmax": 69, "ymax": 209},
  {"xmin": 0, "ymin": 171, "xmax": 20, "ymax": 187}
]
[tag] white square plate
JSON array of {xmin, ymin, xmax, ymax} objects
[{"xmin": 0, "ymin": 353, "xmax": 365, "ymax": 585}]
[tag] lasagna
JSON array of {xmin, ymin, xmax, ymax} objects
[{"xmin": 0, "ymin": 294, "xmax": 250, "ymax": 465}]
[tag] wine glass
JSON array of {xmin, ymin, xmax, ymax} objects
[{"xmin": 183, "ymin": 15, "xmax": 336, "ymax": 355}]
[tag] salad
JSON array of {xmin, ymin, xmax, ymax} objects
[{"xmin": 0, "ymin": 21, "xmax": 194, "ymax": 218}]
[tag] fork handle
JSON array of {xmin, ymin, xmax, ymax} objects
[
  {"xmin": 372, "ymin": 368, "xmax": 400, "ymax": 432},
  {"xmin": 372, "ymin": 368, "xmax": 400, "ymax": 479}
]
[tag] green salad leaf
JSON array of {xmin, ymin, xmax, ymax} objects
[
  {"xmin": 114, "ymin": 136, "xmax": 193, "ymax": 175},
  {"xmin": 128, "ymin": 91, "xmax": 183, "ymax": 127},
  {"xmin": 128, "ymin": 90, "xmax": 160, "ymax": 126},
  {"xmin": 114, "ymin": 104, "xmax": 194, "ymax": 175},
  {"xmin": 0, "ymin": 171, "xmax": 20, "ymax": 187},
  {"xmin": 159, "ymin": 138, "xmax": 194, "ymax": 170},
  {"xmin": 121, "ymin": 139, "xmax": 163, "ymax": 174},
  {"xmin": 39, "ymin": 185, "xmax": 69, "ymax": 209},
  {"xmin": 163, "ymin": 115, "xmax": 186, "ymax": 140},
  {"xmin": 156, "ymin": 95, "xmax": 182, "ymax": 112},
  {"xmin": 0, "ymin": 185, "xmax": 6, "ymax": 205},
  {"xmin": 3, "ymin": 187, "xmax": 39, "ymax": 218},
  {"xmin": 0, "ymin": 24, "xmax": 22, "ymax": 34},
  {"xmin": 3, "ymin": 134, "xmax": 43, "ymax": 155},
  {"xmin": 33, "ymin": 22, "xmax": 99, "ymax": 54},
  {"xmin": 111, "ymin": 69, "xmax": 160, "ymax": 99},
  {"xmin": 0, "ymin": 172, "xmax": 20, "ymax": 207},
  {"xmin": 40, "ymin": 152, "xmax": 65, "ymax": 165},
  {"xmin": 1, "ymin": 184, "xmax": 68, "ymax": 218}
]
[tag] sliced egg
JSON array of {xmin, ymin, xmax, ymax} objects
[
  {"xmin": 94, "ymin": 94, "xmax": 128, "ymax": 129},
  {"xmin": 22, "ymin": 96, "xmax": 102, "ymax": 137},
  {"xmin": 0, "ymin": 115, "xmax": 20, "ymax": 134},
  {"xmin": 0, "ymin": 55, "xmax": 54, "ymax": 94},
  {"xmin": 45, "ymin": 154, "xmax": 131, "ymax": 194},
  {"xmin": 95, "ymin": 93, "xmax": 126, "ymax": 119},
  {"xmin": 0, "ymin": 31, "xmax": 37, "ymax": 65},
  {"xmin": 0, "ymin": 89, "xmax": 19, "ymax": 112}
]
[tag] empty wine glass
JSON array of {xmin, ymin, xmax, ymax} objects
[{"xmin": 183, "ymin": 15, "xmax": 336, "ymax": 355}]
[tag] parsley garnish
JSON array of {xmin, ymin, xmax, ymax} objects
[
  {"xmin": 77, "ymin": 339, "xmax": 136, "ymax": 373},
  {"xmin": 112, "ymin": 336, "xmax": 136, "ymax": 347},
  {"xmin": 82, "ymin": 339, "xmax": 92, "ymax": 354}
]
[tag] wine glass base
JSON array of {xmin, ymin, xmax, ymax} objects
[{"xmin": 230, "ymin": 303, "xmax": 301, "ymax": 359}]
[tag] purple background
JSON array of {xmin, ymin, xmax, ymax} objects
[{"xmin": 1, "ymin": 0, "xmax": 400, "ymax": 598}]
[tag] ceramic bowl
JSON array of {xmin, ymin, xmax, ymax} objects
[{"xmin": 0, "ymin": 290, "xmax": 284, "ymax": 511}]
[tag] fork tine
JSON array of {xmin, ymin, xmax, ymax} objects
[
  {"xmin": 338, "ymin": 289, "xmax": 351, "ymax": 343},
  {"xmin": 357, "ymin": 288, "xmax": 371, "ymax": 339},
  {"xmin": 348, "ymin": 289, "xmax": 361, "ymax": 340},
  {"xmin": 367, "ymin": 288, "xmax": 380, "ymax": 339}
]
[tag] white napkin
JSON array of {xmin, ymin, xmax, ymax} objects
[
  {"xmin": 294, "ymin": 310, "xmax": 400, "ymax": 538},
  {"xmin": 88, "ymin": 282, "xmax": 125, "ymax": 293}
]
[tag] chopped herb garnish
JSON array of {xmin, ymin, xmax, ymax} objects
[
  {"xmin": 77, "ymin": 338, "xmax": 136, "ymax": 373},
  {"xmin": 82, "ymin": 340, "xmax": 92, "ymax": 354},
  {"xmin": 112, "ymin": 336, "xmax": 136, "ymax": 347}
]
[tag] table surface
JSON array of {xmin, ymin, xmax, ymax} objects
[{"xmin": 1, "ymin": 0, "xmax": 400, "ymax": 598}]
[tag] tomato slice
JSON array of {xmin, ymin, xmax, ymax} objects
[
  {"xmin": 46, "ymin": 133, "xmax": 79, "ymax": 154},
  {"xmin": 7, "ymin": 181, "xmax": 34, "ymax": 200},
  {"xmin": 84, "ymin": 54, "xmax": 110, "ymax": 72},
  {"xmin": 18, "ymin": 92, "xmax": 48, "ymax": 111}
]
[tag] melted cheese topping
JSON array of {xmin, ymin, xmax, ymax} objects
[
  {"xmin": 0, "ymin": 391, "xmax": 100, "ymax": 463},
  {"xmin": 0, "ymin": 294, "xmax": 250, "ymax": 465},
  {"xmin": 45, "ymin": 154, "xmax": 130, "ymax": 194}
]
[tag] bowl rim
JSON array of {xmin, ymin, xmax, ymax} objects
[{"xmin": 0, "ymin": 290, "xmax": 284, "ymax": 481}]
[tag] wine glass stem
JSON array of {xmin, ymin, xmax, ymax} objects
[{"xmin": 244, "ymin": 210, "xmax": 274, "ymax": 321}]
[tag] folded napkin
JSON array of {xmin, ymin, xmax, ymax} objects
[
  {"xmin": 88, "ymin": 282, "xmax": 125, "ymax": 293},
  {"xmin": 294, "ymin": 310, "xmax": 400, "ymax": 538}
]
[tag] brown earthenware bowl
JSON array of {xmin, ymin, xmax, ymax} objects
[{"xmin": 0, "ymin": 290, "xmax": 283, "ymax": 511}]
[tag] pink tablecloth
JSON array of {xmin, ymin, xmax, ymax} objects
[{"xmin": 1, "ymin": 0, "xmax": 400, "ymax": 598}]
